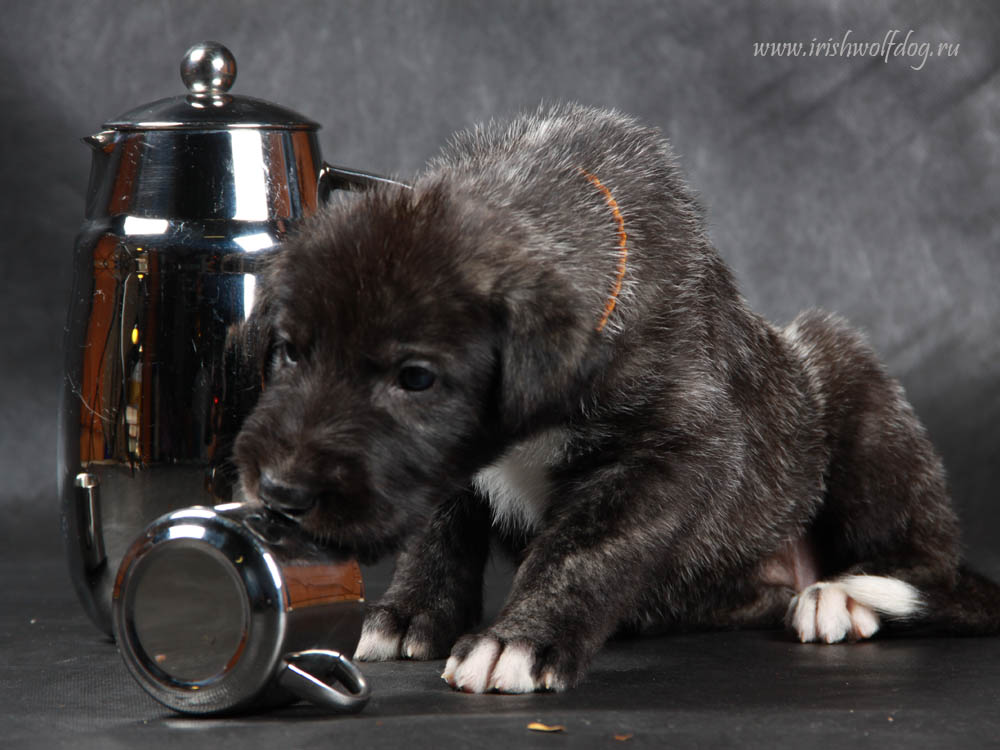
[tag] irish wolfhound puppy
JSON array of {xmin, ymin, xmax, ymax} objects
[{"xmin": 234, "ymin": 104, "xmax": 999, "ymax": 693}]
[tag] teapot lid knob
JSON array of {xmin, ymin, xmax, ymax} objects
[
  {"xmin": 104, "ymin": 40, "xmax": 318, "ymax": 130},
  {"xmin": 180, "ymin": 41, "xmax": 236, "ymax": 96}
]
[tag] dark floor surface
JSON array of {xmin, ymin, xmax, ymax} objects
[{"xmin": 3, "ymin": 552, "xmax": 1000, "ymax": 750}]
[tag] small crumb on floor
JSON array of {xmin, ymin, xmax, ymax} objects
[
  {"xmin": 527, "ymin": 722, "xmax": 565, "ymax": 733},
  {"xmin": 614, "ymin": 733, "xmax": 634, "ymax": 741}
]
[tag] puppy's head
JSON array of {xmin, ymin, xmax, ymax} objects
[{"xmin": 233, "ymin": 182, "xmax": 594, "ymax": 558}]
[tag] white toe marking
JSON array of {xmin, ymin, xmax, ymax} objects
[
  {"xmin": 441, "ymin": 654, "xmax": 458, "ymax": 684},
  {"xmin": 401, "ymin": 628, "xmax": 434, "ymax": 660},
  {"xmin": 354, "ymin": 624, "xmax": 401, "ymax": 661},
  {"xmin": 789, "ymin": 575, "xmax": 921, "ymax": 644},
  {"xmin": 489, "ymin": 643, "xmax": 538, "ymax": 694},
  {"xmin": 540, "ymin": 668, "xmax": 566, "ymax": 692},
  {"xmin": 815, "ymin": 584, "xmax": 852, "ymax": 643},
  {"xmin": 848, "ymin": 599, "xmax": 881, "ymax": 640},
  {"xmin": 450, "ymin": 639, "xmax": 500, "ymax": 694},
  {"xmin": 790, "ymin": 586, "xmax": 819, "ymax": 642}
]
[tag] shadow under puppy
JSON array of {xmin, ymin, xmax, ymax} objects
[{"xmin": 234, "ymin": 104, "xmax": 1000, "ymax": 694}]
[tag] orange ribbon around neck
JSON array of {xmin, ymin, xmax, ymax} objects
[{"xmin": 580, "ymin": 169, "xmax": 628, "ymax": 333}]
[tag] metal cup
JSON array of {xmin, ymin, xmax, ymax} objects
[{"xmin": 112, "ymin": 502, "xmax": 369, "ymax": 715}]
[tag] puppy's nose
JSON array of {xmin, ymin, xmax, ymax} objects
[{"xmin": 258, "ymin": 470, "xmax": 317, "ymax": 516}]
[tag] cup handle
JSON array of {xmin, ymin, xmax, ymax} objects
[
  {"xmin": 278, "ymin": 649, "xmax": 371, "ymax": 713},
  {"xmin": 317, "ymin": 163, "xmax": 411, "ymax": 204}
]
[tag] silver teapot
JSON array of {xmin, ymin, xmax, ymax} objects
[{"xmin": 59, "ymin": 41, "xmax": 398, "ymax": 635}]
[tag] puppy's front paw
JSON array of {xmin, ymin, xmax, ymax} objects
[
  {"xmin": 787, "ymin": 582, "xmax": 880, "ymax": 643},
  {"xmin": 441, "ymin": 634, "xmax": 570, "ymax": 694},
  {"xmin": 355, "ymin": 604, "xmax": 458, "ymax": 662}
]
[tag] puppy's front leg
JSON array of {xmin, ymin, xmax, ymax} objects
[
  {"xmin": 442, "ymin": 475, "xmax": 663, "ymax": 694},
  {"xmin": 356, "ymin": 489, "xmax": 491, "ymax": 661}
]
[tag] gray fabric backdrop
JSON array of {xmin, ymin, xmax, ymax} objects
[{"xmin": 1, "ymin": 0, "xmax": 997, "ymax": 572}]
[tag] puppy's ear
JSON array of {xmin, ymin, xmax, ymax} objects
[{"xmin": 496, "ymin": 277, "xmax": 596, "ymax": 436}]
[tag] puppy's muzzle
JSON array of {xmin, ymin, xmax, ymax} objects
[{"xmin": 258, "ymin": 470, "xmax": 318, "ymax": 517}]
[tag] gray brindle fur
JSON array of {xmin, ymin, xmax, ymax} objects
[{"xmin": 234, "ymin": 104, "xmax": 1000, "ymax": 693}]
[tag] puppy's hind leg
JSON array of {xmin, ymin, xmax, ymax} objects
[
  {"xmin": 355, "ymin": 488, "xmax": 492, "ymax": 661},
  {"xmin": 781, "ymin": 311, "xmax": 1000, "ymax": 642},
  {"xmin": 767, "ymin": 533, "xmax": 921, "ymax": 644},
  {"xmin": 787, "ymin": 568, "xmax": 1000, "ymax": 642}
]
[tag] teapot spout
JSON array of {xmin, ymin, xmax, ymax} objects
[
  {"xmin": 83, "ymin": 129, "xmax": 117, "ymax": 152},
  {"xmin": 81, "ymin": 130, "xmax": 120, "ymax": 218}
]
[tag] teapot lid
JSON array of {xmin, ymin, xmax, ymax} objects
[{"xmin": 103, "ymin": 41, "xmax": 318, "ymax": 131}]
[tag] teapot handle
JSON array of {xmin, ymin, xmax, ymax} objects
[{"xmin": 318, "ymin": 163, "xmax": 411, "ymax": 204}]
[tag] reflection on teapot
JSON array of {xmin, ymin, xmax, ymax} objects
[{"xmin": 59, "ymin": 41, "xmax": 402, "ymax": 635}]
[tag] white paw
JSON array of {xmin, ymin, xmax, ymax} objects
[
  {"xmin": 354, "ymin": 611, "xmax": 441, "ymax": 661},
  {"xmin": 354, "ymin": 620, "xmax": 402, "ymax": 661},
  {"xmin": 788, "ymin": 582, "xmax": 880, "ymax": 643},
  {"xmin": 787, "ymin": 575, "xmax": 922, "ymax": 644},
  {"xmin": 441, "ymin": 636, "xmax": 564, "ymax": 694}
]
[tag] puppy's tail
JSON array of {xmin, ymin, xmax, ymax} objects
[{"xmin": 917, "ymin": 565, "xmax": 1000, "ymax": 636}]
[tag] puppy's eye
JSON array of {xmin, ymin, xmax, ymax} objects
[
  {"xmin": 398, "ymin": 364, "xmax": 436, "ymax": 391},
  {"xmin": 276, "ymin": 339, "xmax": 300, "ymax": 367}
]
